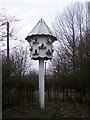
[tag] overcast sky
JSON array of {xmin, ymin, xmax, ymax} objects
[
  {"xmin": 1, "ymin": 0, "xmax": 88, "ymax": 70},
  {"xmin": 1, "ymin": 0, "xmax": 88, "ymax": 40}
]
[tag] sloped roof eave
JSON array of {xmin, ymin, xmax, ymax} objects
[{"xmin": 25, "ymin": 34, "xmax": 57, "ymax": 41}]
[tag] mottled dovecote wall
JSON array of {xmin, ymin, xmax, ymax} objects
[{"xmin": 29, "ymin": 36, "xmax": 53, "ymax": 60}]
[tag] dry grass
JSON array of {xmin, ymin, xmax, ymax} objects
[{"xmin": 2, "ymin": 102, "xmax": 90, "ymax": 119}]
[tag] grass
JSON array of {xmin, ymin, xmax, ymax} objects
[{"xmin": 2, "ymin": 102, "xmax": 90, "ymax": 119}]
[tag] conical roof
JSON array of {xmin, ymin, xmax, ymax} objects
[{"xmin": 25, "ymin": 19, "xmax": 57, "ymax": 40}]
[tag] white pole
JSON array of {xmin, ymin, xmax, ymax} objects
[{"xmin": 39, "ymin": 59, "xmax": 45, "ymax": 109}]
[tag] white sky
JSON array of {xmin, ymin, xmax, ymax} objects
[
  {"xmin": 1, "ymin": 0, "xmax": 88, "ymax": 39},
  {"xmin": 1, "ymin": 0, "xmax": 88, "ymax": 70}
]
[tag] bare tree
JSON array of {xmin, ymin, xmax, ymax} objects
[
  {"xmin": 0, "ymin": 8, "xmax": 22, "ymax": 56},
  {"xmin": 48, "ymin": 2, "xmax": 90, "ymax": 104},
  {"xmin": 10, "ymin": 47, "xmax": 31, "ymax": 77},
  {"xmin": 53, "ymin": 3, "xmax": 85, "ymax": 75},
  {"xmin": 0, "ymin": 9, "xmax": 19, "ymax": 41},
  {"xmin": 2, "ymin": 46, "xmax": 32, "ymax": 107}
]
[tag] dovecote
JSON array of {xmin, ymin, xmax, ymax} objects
[
  {"xmin": 25, "ymin": 18, "xmax": 57, "ymax": 109},
  {"xmin": 25, "ymin": 19, "xmax": 57, "ymax": 60}
]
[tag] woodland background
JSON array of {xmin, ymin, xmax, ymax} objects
[{"xmin": 1, "ymin": 2, "xmax": 90, "ymax": 118}]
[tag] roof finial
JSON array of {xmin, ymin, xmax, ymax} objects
[{"xmin": 41, "ymin": 18, "xmax": 43, "ymax": 22}]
